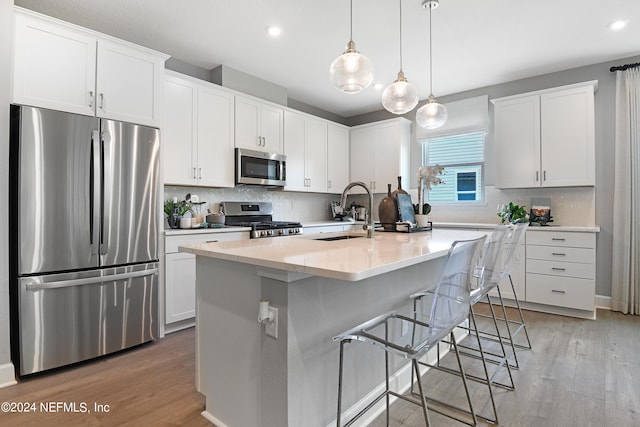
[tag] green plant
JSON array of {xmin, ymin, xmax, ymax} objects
[
  {"xmin": 413, "ymin": 203, "xmax": 431, "ymax": 215},
  {"xmin": 164, "ymin": 199, "xmax": 192, "ymax": 217},
  {"xmin": 498, "ymin": 202, "xmax": 528, "ymax": 224}
]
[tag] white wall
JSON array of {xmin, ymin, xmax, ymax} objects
[{"xmin": 0, "ymin": 0, "xmax": 16, "ymax": 387}]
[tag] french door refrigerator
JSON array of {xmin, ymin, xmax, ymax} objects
[{"xmin": 9, "ymin": 105, "xmax": 160, "ymax": 376}]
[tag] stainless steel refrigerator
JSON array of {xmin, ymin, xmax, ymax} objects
[{"xmin": 9, "ymin": 105, "xmax": 160, "ymax": 376}]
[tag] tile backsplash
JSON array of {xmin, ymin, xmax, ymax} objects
[{"xmin": 164, "ymin": 184, "xmax": 596, "ymax": 227}]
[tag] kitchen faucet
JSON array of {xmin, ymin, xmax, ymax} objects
[{"xmin": 340, "ymin": 181, "xmax": 375, "ymax": 239}]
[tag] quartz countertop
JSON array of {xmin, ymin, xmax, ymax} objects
[
  {"xmin": 163, "ymin": 226, "xmax": 250, "ymax": 236},
  {"xmin": 179, "ymin": 229, "xmax": 485, "ymax": 281}
]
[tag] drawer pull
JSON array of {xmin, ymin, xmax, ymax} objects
[
  {"xmin": 551, "ymin": 238, "xmax": 566, "ymax": 241},
  {"xmin": 551, "ymin": 289, "xmax": 566, "ymax": 294},
  {"xmin": 206, "ymin": 240, "xmax": 219, "ymax": 243},
  {"xmin": 552, "ymin": 252, "xmax": 566, "ymax": 256},
  {"xmin": 552, "ymin": 267, "xmax": 566, "ymax": 271}
]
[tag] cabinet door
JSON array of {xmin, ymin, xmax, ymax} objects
[
  {"xmin": 96, "ymin": 39, "xmax": 164, "ymax": 127},
  {"xmin": 197, "ymin": 85, "xmax": 235, "ymax": 187},
  {"xmin": 283, "ymin": 111, "xmax": 307, "ymax": 191},
  {"xmin": 373, "ymin": 122, "xmax": 402, "ymax": 194},
  {"xmin": 540, "ymin": 86, "xmax": 595, "ymax": 187},
  {"xmin": 305, "ymin": 117, "xmax": 327, "ymax": 193},
  {"xmin": 163, "ymin": 76, "xmax": 197, "ymax": 186},
  {"xmin": 165, "ymin": 252, "xmax": 196, "ymax": 323},
  {"xmin": 13, "ymin": 12, "xmax": 96, "ymax": 116},
  {"xmin": 327, "ymin": 124, "xmax": 350, "ymax": 193},
  {"xmin": 349, "ymin": 127, "xmax": 374, "ymax": 193},
  {"xmin": 260, "ymin": 104, "xmax": 284, "ymax": 154},
  {"xmin": 235, "ymin": 96, "xmax": 261, "ymax": 150},
  {"xmin": 493, "ymin": 95, "xmax": 541, "ymax": 189}
]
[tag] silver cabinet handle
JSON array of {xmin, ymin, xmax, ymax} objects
[
  {"xmin": 552, "ymin": 238, "xmax": 566, "ymax": 241},
  {"xmin": 552, "ymin": 252, "xmax": 566, "ymax": 256},
  {"xmin": 99, "ymin": 93, "xmax": 105, "ymax": 110},
  {"xmin": 536, "ymin": 171, "xmax": 539, "ymax": 182},
  {"xmin": 552, "ymin": 267, "xmax": 566, "ymax": 271},
  {"xmin": 198, "ymin": 167, "xmax": 203, "ymax": 179},
  {"xmin": 543, "ymin": 170, "xmax": 547, "ymax": 181},
  {"xmin": 193, "ymin": 167, "xmax": 197, "ymax": 179},
  {"xmin": 551, "ymin": 289, "xmax": 566, "ymax": 294},
  {"xmin": 328, "ymin": 180, "xmax": 331, "ymax": 189},
  {"xmin": 257, "ymin": 136, "xmax": 261, "ymax": 146},
  {"xmin": 89, "ymin": 91, "xmax": 94, "ymax": 108},
  {"xmin": 262, "ymin": 136, "xmax": 266, "ymax": 146}
]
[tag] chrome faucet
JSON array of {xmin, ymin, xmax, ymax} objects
[{"xmin": 340, "ymin": 181, "xmax": 375, "ymax": 239}]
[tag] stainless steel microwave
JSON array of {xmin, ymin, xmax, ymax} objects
[{"xmin": 235, "ymin": 148, "xmax": 286, "ymax": 187}]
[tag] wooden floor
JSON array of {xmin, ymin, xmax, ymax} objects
[{"xmin": 0, "ymin": 308, "xmax": 638, "ymax": 426}]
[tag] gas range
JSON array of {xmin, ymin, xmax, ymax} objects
[{"xmin": 221, "ymin": 201, "xmax": 303, "ymax": 239}]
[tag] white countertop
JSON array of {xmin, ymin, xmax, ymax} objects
[
  {"xmin": 163, "ymin": 226, "xmax": 250, "ymax": 236},
  {"xmin": 179, "ymin": 229, "xmax": 485, "ymax": 281}
]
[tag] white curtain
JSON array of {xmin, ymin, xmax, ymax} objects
[{"xmin": 611, "ymin": 67, "xmax": 640, "ymax": 315}]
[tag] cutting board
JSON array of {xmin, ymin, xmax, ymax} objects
[{"xmin": 396, "ymin": 193, "xmax": 416, "ymax": 224}]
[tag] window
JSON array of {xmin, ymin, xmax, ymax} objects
[{"xmin": 420, "ymin": 131, "xmax": 485, "ymax": 203}]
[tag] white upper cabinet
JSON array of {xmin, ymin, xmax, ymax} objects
[
  {"xmin": 284, "ymin": 110, "xmax": 327, "ymax": 192},
  {"xmin": 327, "ymin": 123, "xmax": 350, "ymax": 194},
  {"xmin": 349, "ymin": 118, "xmax": 410, "ymax": 194},
  {"xmin": 493, "ymin": 81, "xmax": 596, "ymax": 189},
  {"xmin": 12, "ymin": 8, "xmax": 166, "ymax": 127},
  {"xmin": 163, "ymin": 71, "xmax": 235, "ymax": 188},
  {"xmin": 235, "ymin": 95, "xmax": 284, "ymax": 154}
]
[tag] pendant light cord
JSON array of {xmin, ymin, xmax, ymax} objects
[
  {"xmin": 429, "ymin": 3, "xmax": 433, "ymax": 95},
  {"xmin": 399, "ymin": 0, "xmax": 403, "ymax": 72},
  {"xmin": 349, "ymin": 0, "xmax": 353, "ymax": 42}
]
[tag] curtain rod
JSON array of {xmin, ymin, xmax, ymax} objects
[{"xmin": 610, "ymin": 62, "xmax": 640, "ymax": 72}]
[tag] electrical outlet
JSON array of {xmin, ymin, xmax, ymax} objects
[{"xmin": 265, "ymin": 307, "xmax": 278, "ymax": 339}]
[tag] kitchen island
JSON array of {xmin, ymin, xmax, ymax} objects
[{"xmin": 179, "ymin": 229, "xmax": 485, "ymax": 427}]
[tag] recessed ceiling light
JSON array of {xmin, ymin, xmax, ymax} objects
[
  {"xmin": 266, "ymin": 25, "xmax": 282, "ymax": 37},
  {"xmin": 374, "ymin": 83, "xmax": 384, "ymax": 90},
  {"xmin": 608, "ymin": 19, "xmax": 628, "ymax": 31}
]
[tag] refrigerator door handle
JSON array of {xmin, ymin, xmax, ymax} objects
[
  {"xmin": 100, "ymin": 129, "xmax": 110, "ymax": 254},
  {"xmin": 90, "ymin": 130, "xmax": 101, "ymax": 255},
  {"xmin": 24, "ymin": 268, "xmax": 159, "ymax": 291}
]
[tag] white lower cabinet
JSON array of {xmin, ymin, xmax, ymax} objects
[
  {"xmin": 525, "ymin": 230, "xmax": 596, "ymax": 312},
  {"xmin": 164, "ymin": 231, "xmax": 247, "ymax": 329}
]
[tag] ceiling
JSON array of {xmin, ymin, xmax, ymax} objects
[{"xmin": 13, "ymin": 0, "xmax": 640, "ymax": 117}]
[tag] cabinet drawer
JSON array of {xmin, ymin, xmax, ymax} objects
[
  {"xmin": 165, "ymin": 232, "xmax": 245, "ymax": 253},
  {"xmin": 526, "ymin": 273, "xmax": 594, "ymax": 311},
  {"xmin": 526, "ymin": 259, "xmax": 594, "ymax": 279},
  {"xmin": 526, "ymin": 245, "xmax": 594, "ymax": 264},
  {"xmin": 526, "ymin": 231, "xmax": 595, "ymax": 248}
]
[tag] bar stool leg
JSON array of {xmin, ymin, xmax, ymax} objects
[
  {"xmin": 451, "ymin": 331, "xmax": 478, "ymax": 426},
  {"xmin": 336, "ymin": 339, "xmax": 349, "ymax": 427},
  {"xmin": 508, "ymin": 274, "xmax": 532, "ymax": 349},
  {"xmin": 412, "ymin": 358, "xmax": 432, "ymax": 427}
]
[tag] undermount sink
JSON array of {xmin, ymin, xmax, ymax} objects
[{"xmin": 312, "ymin": 235, "xmax": 365, "ymax": 241}]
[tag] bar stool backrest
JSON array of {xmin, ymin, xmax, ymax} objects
[
  {"xmin": 497, "ymin": 223, "xmax": 528, "ymax": 281},
  {"xmin": 428, "ymin": 236, "xmax": 486, "ymax": 344},
  {"xmin": 474, "ymin": 226, "xmax": 510, "ymax": 296}
]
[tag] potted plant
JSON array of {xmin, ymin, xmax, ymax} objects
[
  {"xmin": 164, "ymin": 198, "xmax": 192, "ymax": 229},
  {"xmin": 497, "ymin": 202, "xmax": 528, "ymax": 224},
  {"xmin": 415, "ymin": 165, "xmax": 444, "ymax": 227}
]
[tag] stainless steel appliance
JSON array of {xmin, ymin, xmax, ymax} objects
[
  {"xmin": 9, "ymin": 105, "xmax": 160, "ymax": 376},
  {"xmin": 235, "ymin": 148, "xmax": 286, "ymax": 187},
  {"xmin": 221, "ymin": 201, "xmax": 302, "ymax": 239}
]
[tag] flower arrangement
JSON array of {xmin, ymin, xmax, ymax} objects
[
  {"xmin": 415, "ymin": 165, "xmax": 445, "ymax": 215},
  {"xmin": 497, "ymin": 202, "xmax": 528, "ymax": 224}
]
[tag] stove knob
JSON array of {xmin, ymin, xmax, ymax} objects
[
  {"xmin": 278, "ymin": 229, "xmax": 285, "ymax": 235},
  {"xmin": 288, "ymin": 229, "xmax": 294, "ymax": 234},
  {"xmin": 260, "ymin": 230, "xmax": 267, "ymax": 237},
  {"xmin": 294, "ymin": 228, "xmax": 300, "ymax": 234},
  {"xmin": 267, "ymin": 230, "xmax": 274, "ymax": 236}
]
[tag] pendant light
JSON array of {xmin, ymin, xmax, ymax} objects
[
  {"xmin": 382, "ymin": 0, "xmax": 419, "ymax": 114},
  {"xmin": 416, "ymin": 0, "xmax": 448, "ymax": 129},
  {"xmin": 329, "ymin": 0, "xmax": 374, "ymax": 94}
]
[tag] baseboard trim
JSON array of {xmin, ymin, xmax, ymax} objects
[
  {"xmin": 0, "ymin": 363, "xmax": 17, "ymax": 389},
  {"xmin": 201, "ymin": 410, "xmax": 231, "ymax": 427},
  {"xmin": 595, "ymin": 295, "xmax": 611, "ymax": 310}
]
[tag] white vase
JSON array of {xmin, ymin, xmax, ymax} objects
[{"xmin": 415, "ymin": 214, "xmax": 429, "ymax": 228}]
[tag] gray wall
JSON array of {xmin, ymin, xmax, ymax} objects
[
  {"xmin": 348, "ymin": 54, "xmax": 640, "ymax": 298},
  {"xmin": 1, "ymin": 0, "xmax": 14, "ymax": 381}
]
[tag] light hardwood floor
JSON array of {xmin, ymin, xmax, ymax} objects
[{"xmin": 0, "ymin": 309, "xmax": 638, "ymax": 426}]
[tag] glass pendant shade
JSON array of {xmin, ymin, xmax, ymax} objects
[
  {"xmin": 329, "ymin": 40, "xmax": 374, "ymax": 94},
  {"xmin": 382, "ymin": 71, "xmax": 419, "ymax": 114},
  {"xmin": 416, "ymin": 95, "xmax": 448, "ymax": 129}
]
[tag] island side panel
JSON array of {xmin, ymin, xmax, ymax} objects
[
  {"xmin": 196, "ymin": 257, "xmax": 262, "ymax": 427},
  {"xmin": 280, "ymin": 257, "xmax": 446, "ymax": 427}
]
